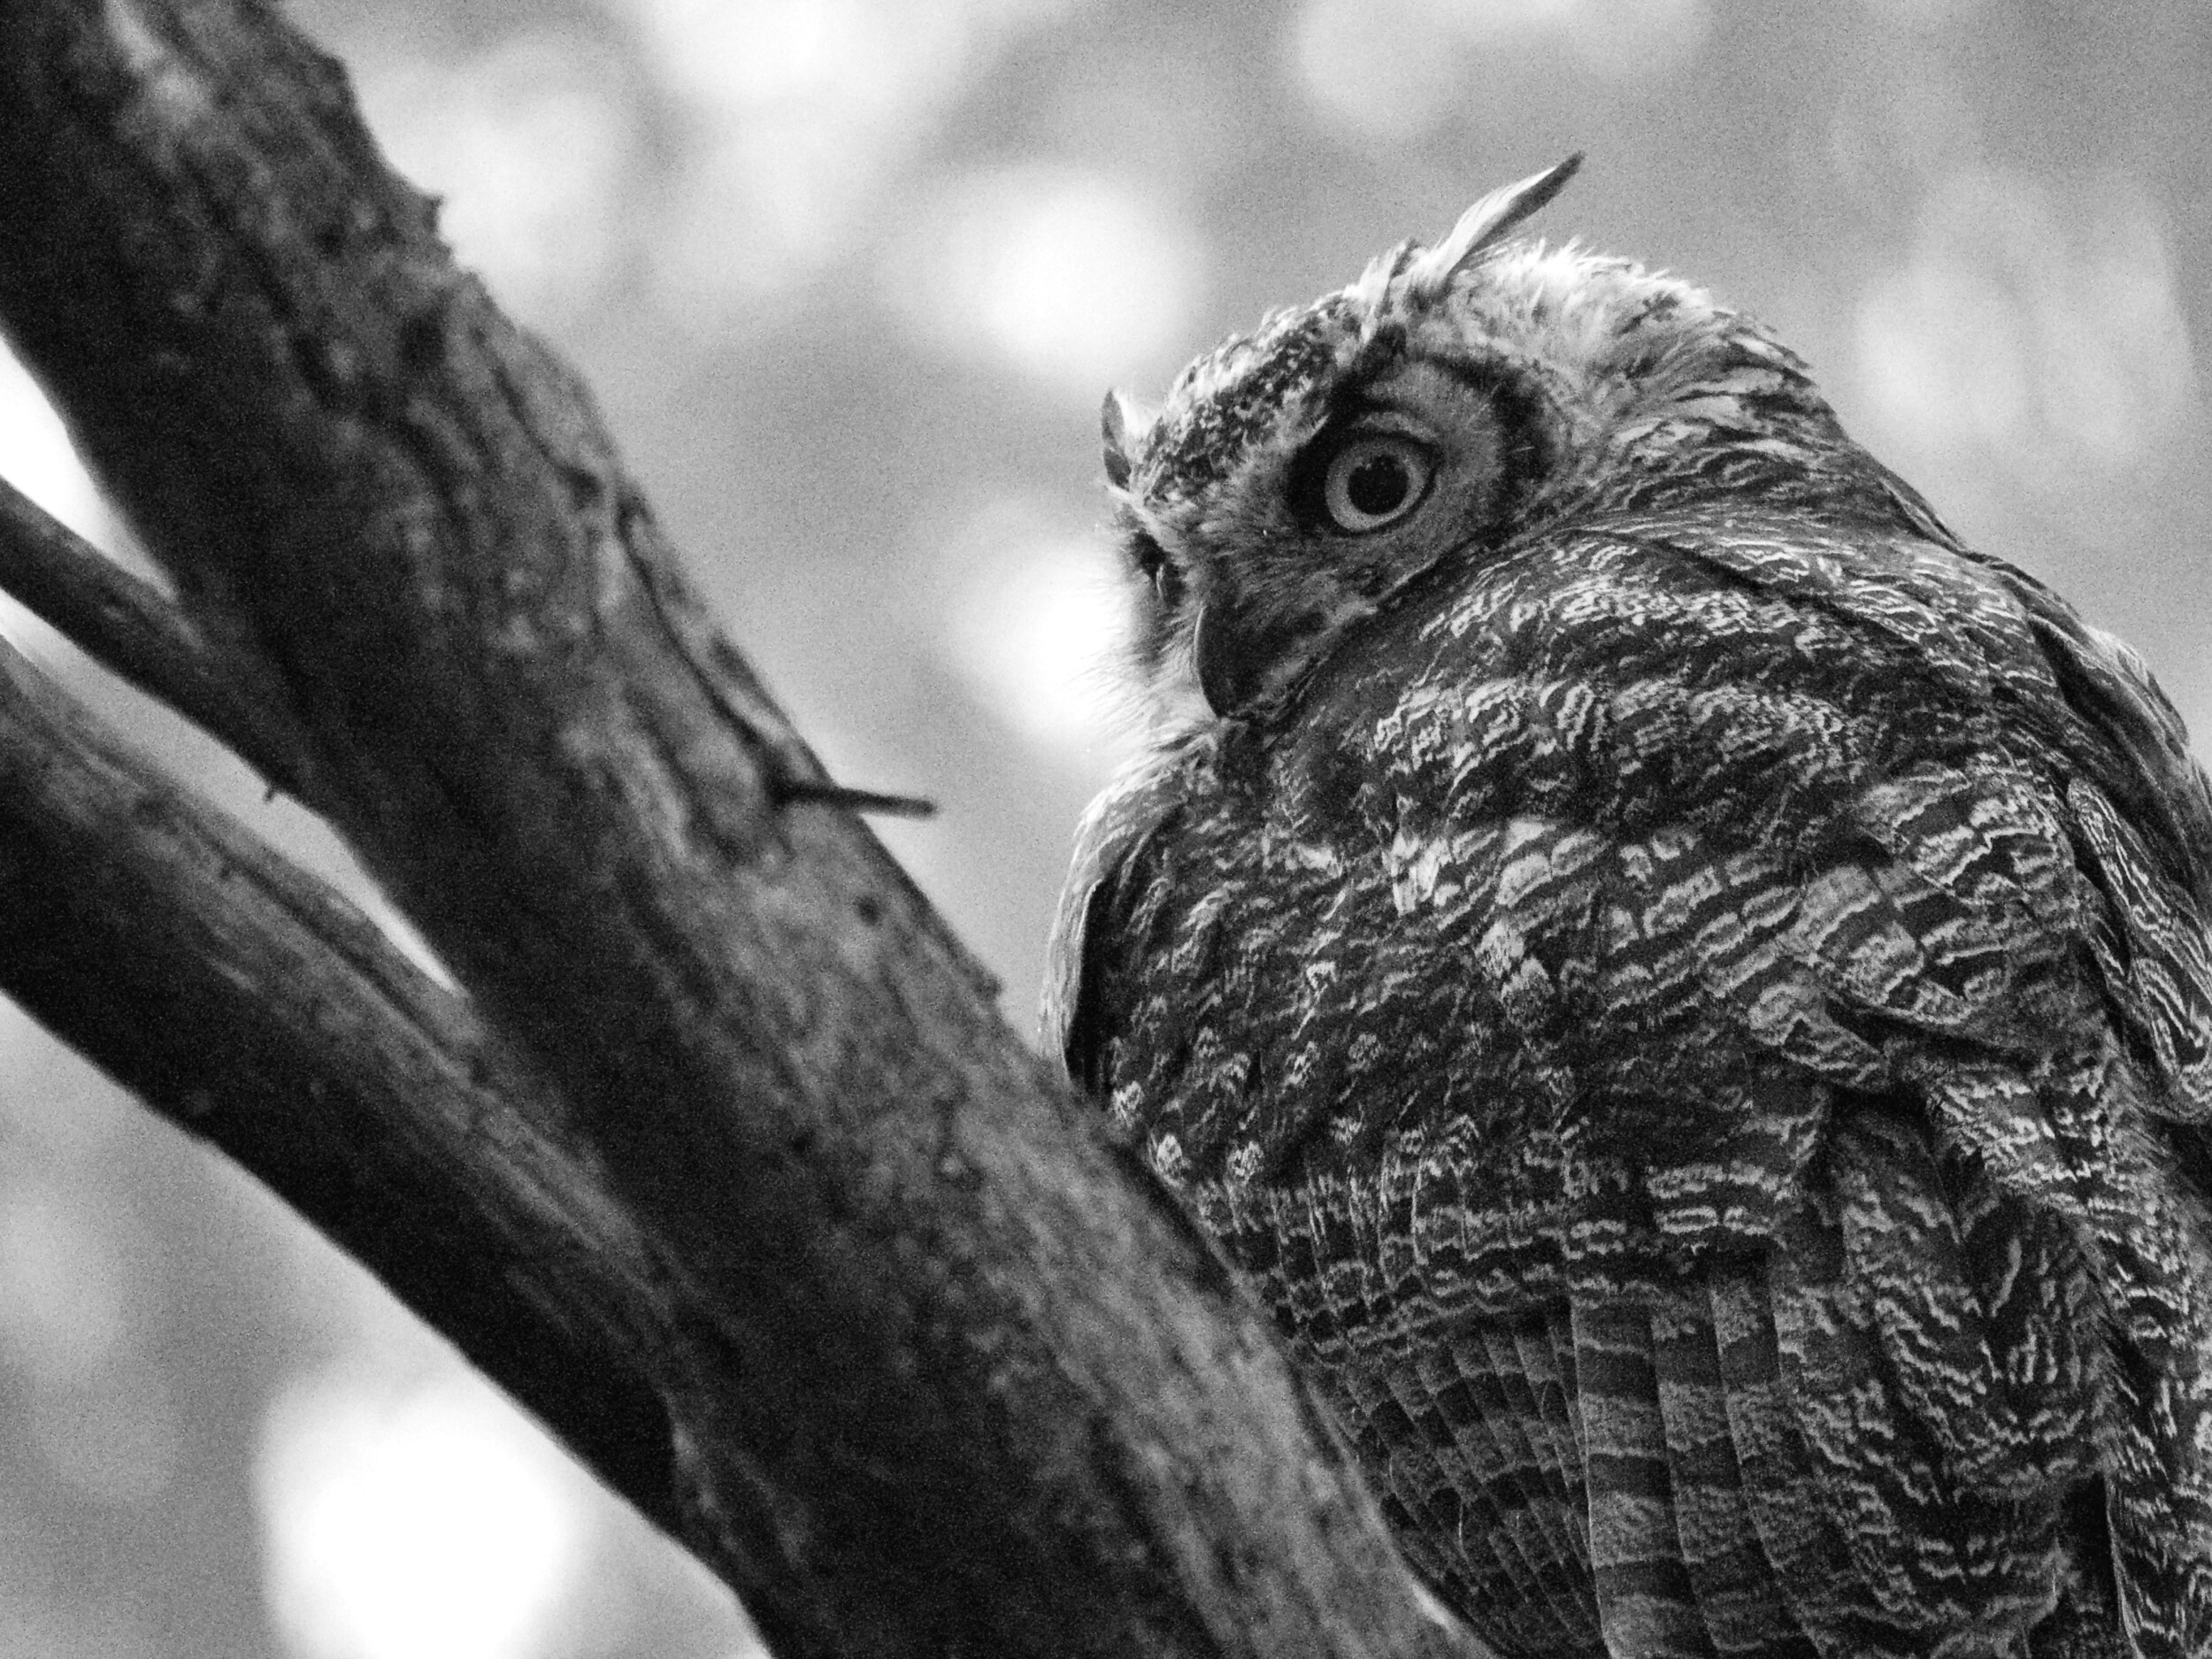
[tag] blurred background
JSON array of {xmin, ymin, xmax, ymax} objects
[{"xmin": 0, "ymin": 0, "xmax": 2205, "ymax": 1653}]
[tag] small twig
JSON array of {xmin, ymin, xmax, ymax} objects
[
  {"xmin": 0, "ymin": 474, "xmax": 321, "ymax": 803},
  {"xmin": 621, "ymin": 511, "xmax": 937, "ymax": 822},
  {"xmin": 773, "ymin": 777, "xmax": 937, "ymax": 818}
]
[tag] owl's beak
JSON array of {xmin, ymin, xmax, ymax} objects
[
  {"xmin": 1193, "ymin": 598, "xmax": 1324, "ymax": 719},
  {"xmin": 1191, "ymin": 602, "xmax": 1242, "ymax": 718}
]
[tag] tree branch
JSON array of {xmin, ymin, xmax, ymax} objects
[
  {"xmin": 0, "ymin": 630, "xmax": 687, "ymax": 1526},
  {"xmin": 0, "ymin": 474, "xmax": 323, "ymax": 803},
  {"xmin": 0, "ymin": 2, "xmax": 1479, "ymax": 1655}
]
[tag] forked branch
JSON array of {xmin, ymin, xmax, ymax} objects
[{"xmin": 0, "ymin": 631, "xmax": 685, "ymax": 1525}]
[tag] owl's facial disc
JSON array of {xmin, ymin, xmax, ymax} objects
[{"xmin": 1109, "ymin": 303, "xmax": 1558, "ymax": 733}]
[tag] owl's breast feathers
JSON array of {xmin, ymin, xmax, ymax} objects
[{"xmin": 1048, "ymin": 510, "xmax": 2212, "ymax": 1659}]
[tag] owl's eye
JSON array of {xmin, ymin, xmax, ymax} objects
[
  {"xmin": 1320, "ymin": 435, "xmax": 1434, "ymax": 533},
  {"xmin": 1129, "ymin": 531, "xmax": 1183, "ymax": 607}
]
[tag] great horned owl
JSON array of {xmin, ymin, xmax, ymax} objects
[{"xmin": 1045, "ymin": 157, "xmax": 2212, "ymax": 1659}]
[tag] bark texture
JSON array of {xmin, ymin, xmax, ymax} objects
[{"xmin": 0, "ymin": 2, "xmax": 1485, "ymax": 1655}]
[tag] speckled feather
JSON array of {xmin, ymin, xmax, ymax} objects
[{"xmin": 1048, "ymin": 165, "xmax": 2212, "ymax": 1659}]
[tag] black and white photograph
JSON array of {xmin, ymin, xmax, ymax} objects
[{"xmin": 0, "ymin": 3, "xmax": 2204, "ymax": 1655}]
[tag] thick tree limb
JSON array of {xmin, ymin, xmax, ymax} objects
[{"xmin": 0, "ymin": 2, "xmax": 1480, "ymax": 1655}]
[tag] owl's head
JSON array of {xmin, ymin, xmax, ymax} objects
[{"xmin": 1103, "ymin": 156, "xmax": 1871, "ymax": 733}]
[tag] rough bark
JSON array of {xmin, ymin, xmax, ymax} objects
[{"xmin": 0, "ymin": 2, "xmax": 1484, "ymax": 1655}]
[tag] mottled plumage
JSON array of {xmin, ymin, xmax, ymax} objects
[{"xmin": 1046, "ymin": 160, "xmax": 2212, "ymax": 1658}]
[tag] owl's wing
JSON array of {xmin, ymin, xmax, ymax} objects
[
  {"xmin": 1461, "ymin": 523, "xmax": 2212, "ymax": 1659},
  {"xmin": 1315, "ymin": 761, "xmax": 2212, "ymax": 1659},
  {"xmin": 1044, "ymin": 752, "xmax": 1168, "ymax": 1093},
  {"xmin": 1043, "ymin": 738, "xmax": 1197, "ymax": 1096}
]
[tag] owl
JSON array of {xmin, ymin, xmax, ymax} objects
[{"xmin": 1044, "ymin": 157, "xmax": 2212, "ymax": 1659}]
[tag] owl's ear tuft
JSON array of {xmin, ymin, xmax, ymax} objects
[
  {"xmin": 1405, "ymin": 154, "xmax": 1584, "ymax": 304},
  {"xmin": 1102, "ymin": 389, "xmax": 1155, "ymax": 490},
  {"xmin": 1349, "ymin": 242, "xmax": 1416, "ymax": 337}
]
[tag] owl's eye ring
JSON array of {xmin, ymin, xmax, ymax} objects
[{"xmin": 1319, "ymin": 434, "xmax": 1434, "ymax": 534}]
